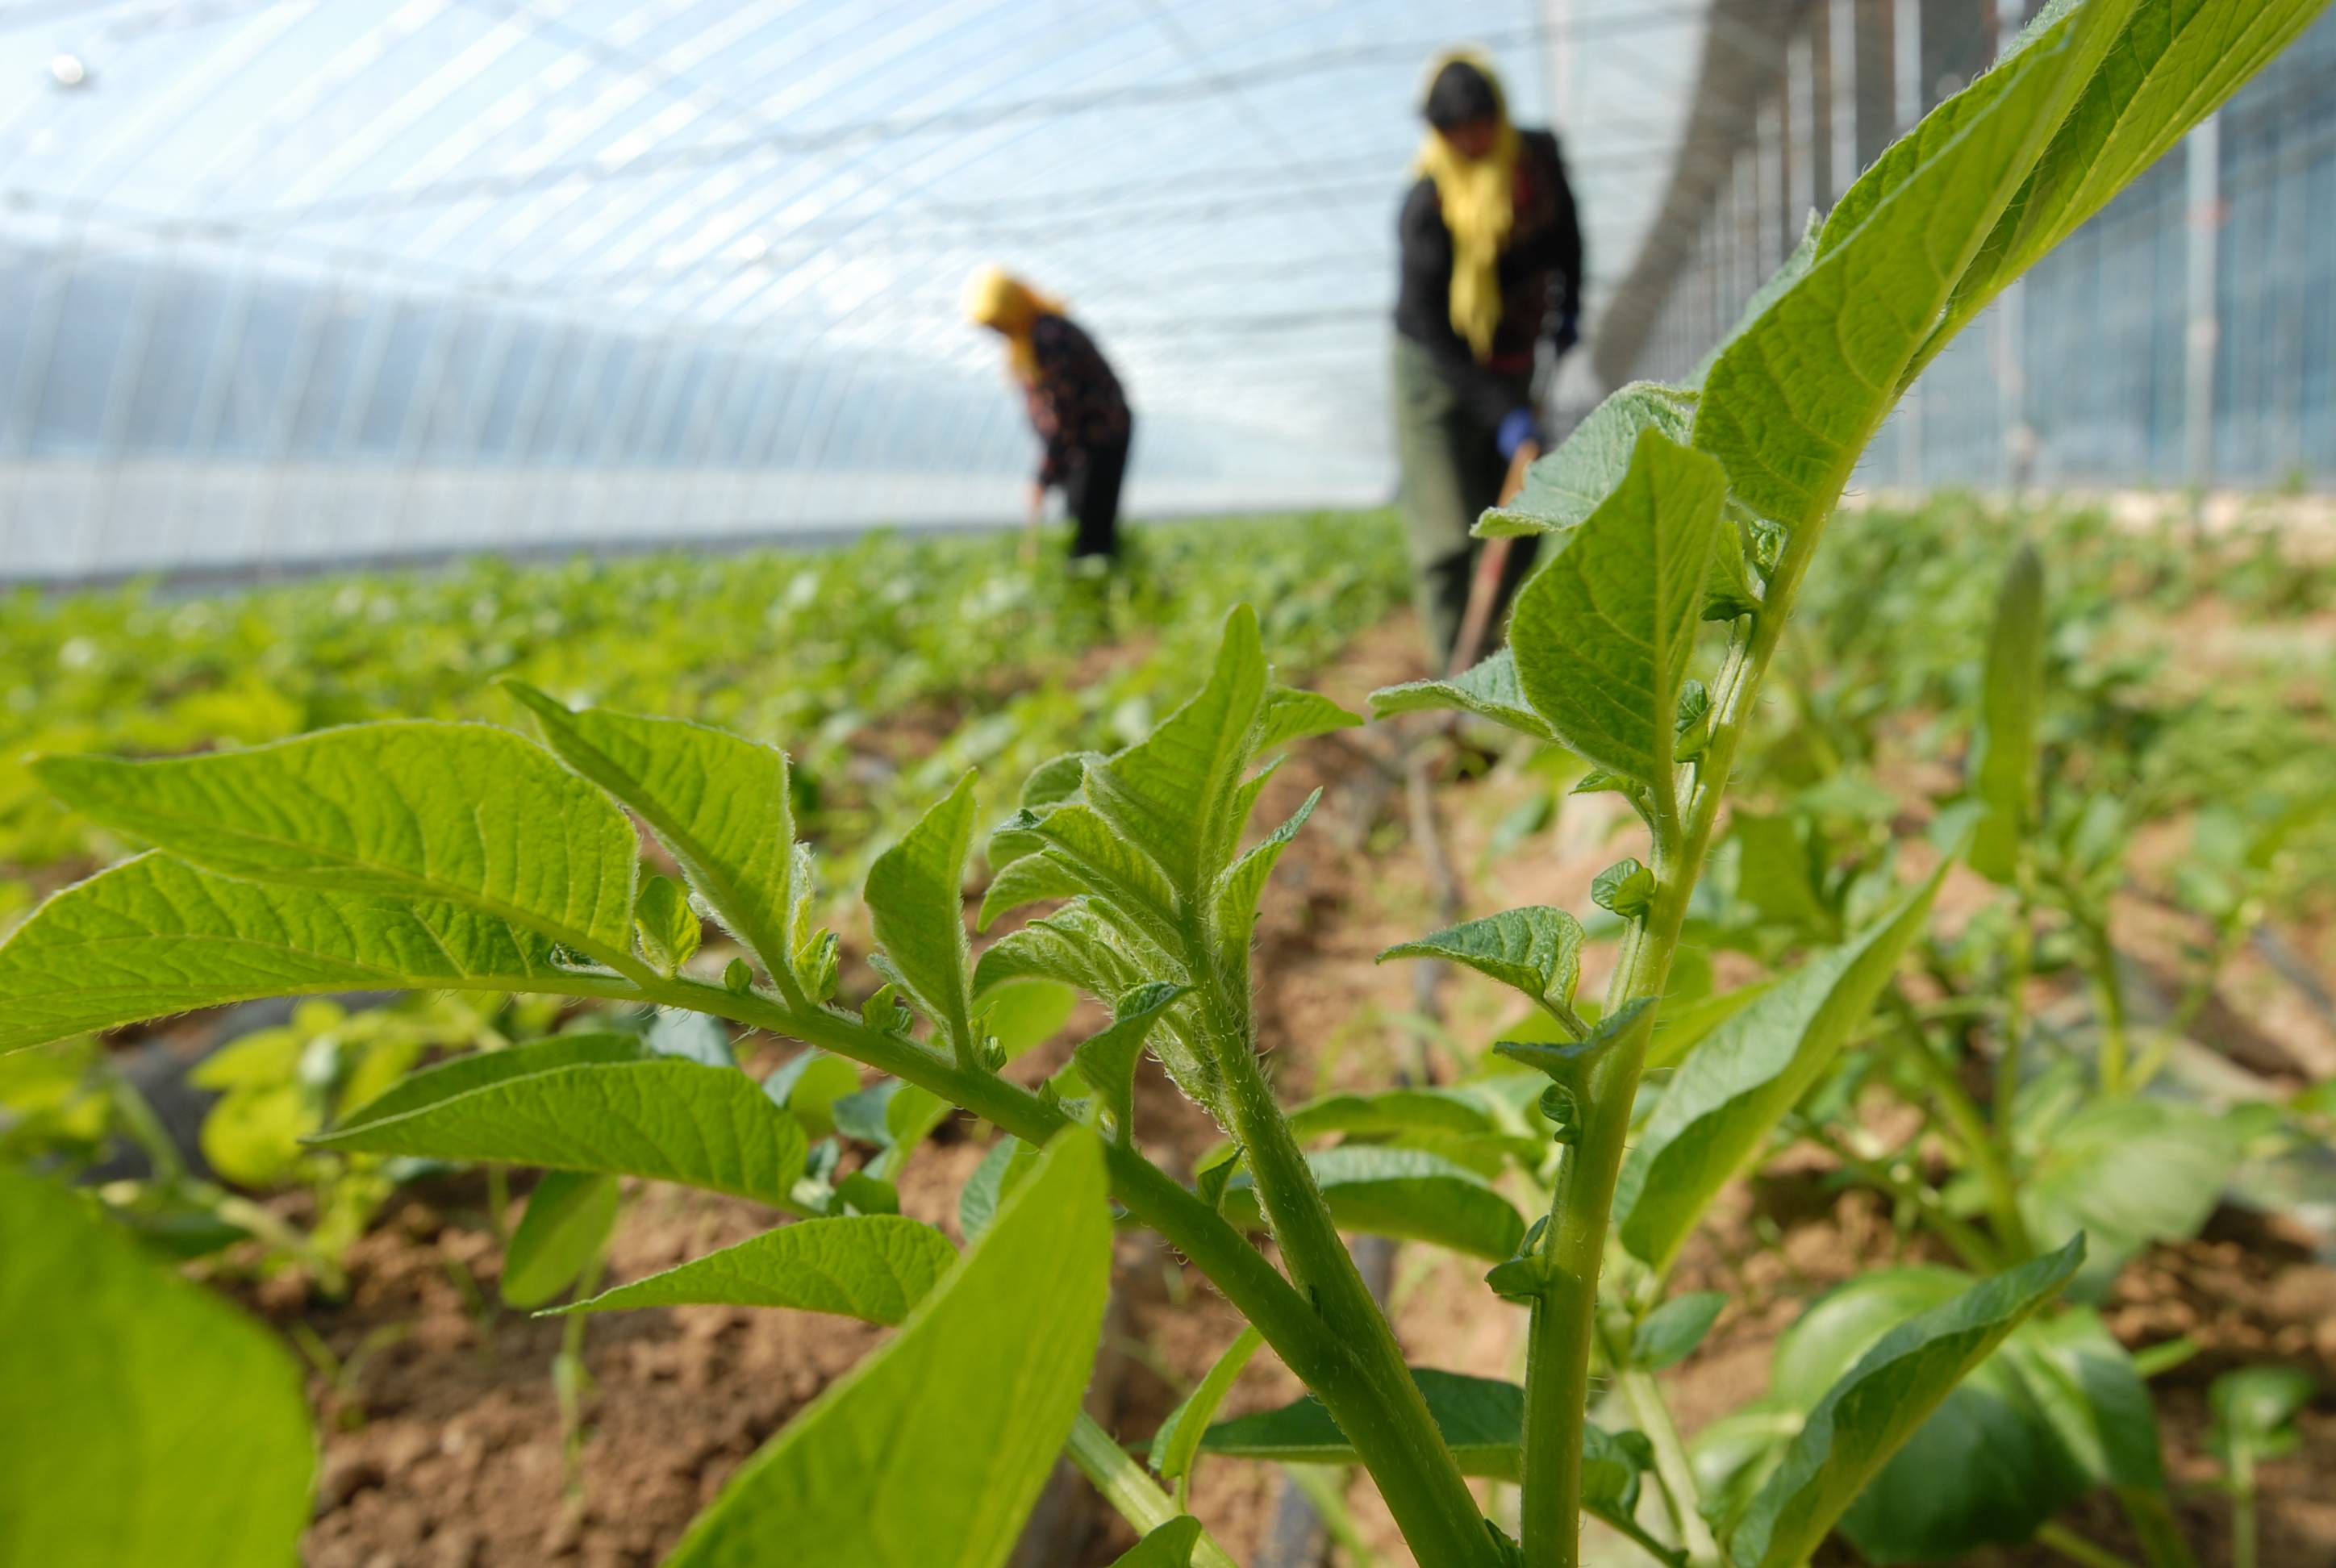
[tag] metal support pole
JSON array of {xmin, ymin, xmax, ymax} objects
[
  {"xmin": 1993, "ymin": 0, "xmax": 2032, "ymax": 491},
  {"xmin": 1787, "ymin": 30, "xmax": 1817, "ymax": 226},
  {"xmin": 2184, "ymin": 112, "xmax": 2221, "ymax": 495},
  {"xmin": 1893, "ymin": 0, "xmax": 1924, "ymax": 489},
  {"xmin": 1757, "ymin": 91, "xmax": 1785, "ymax": 274},
  {"xmin": 1829, "ymin": 0, "xmax": 1858, "ymax": 198}
]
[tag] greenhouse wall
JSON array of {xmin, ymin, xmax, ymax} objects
[{"xmin": 1604, "ymin": 2, "xmax": 2336, "ymax": 495}]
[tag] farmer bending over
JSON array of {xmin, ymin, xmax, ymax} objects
[{"xmin": 965, "ymin": 267, "xmax": 1134, "ymax": 563}]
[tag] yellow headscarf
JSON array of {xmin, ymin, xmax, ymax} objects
[
  {"xmin": 964, "ymin": 266, "xmax": 1065, "ymax": 383},
  {"xmin": 1412, "ymin": 51, "xmax": 1520, "ymax": 363}
]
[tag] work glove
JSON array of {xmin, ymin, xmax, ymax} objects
[{"xmin": 1497, "ymin": 407, "xmax": 1540, "ymax": 461}]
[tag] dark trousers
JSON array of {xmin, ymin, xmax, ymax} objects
[
  {"xmin": 1062, "ymin": 429, "xmax": 1132, "ymax": 560},
  {"xmin": 1391, "ymin": 336, "xmax": 1540, "ymax": 669}
]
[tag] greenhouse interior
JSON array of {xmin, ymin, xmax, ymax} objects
[{"xmin": 2, "ymin": 4, "xmax": 2333, "ymax": 1567}]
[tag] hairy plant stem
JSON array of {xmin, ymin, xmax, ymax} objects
[
  {"xmin": 1998, "ymin": 878, "xmax": 2037, "ymax": 1128},
  {"xmin": 648, "ymin": 974, "xmax": 1500, "ymax": 1568},
  {"xmin": 1613, "ymin": 1362, "xmax": 1722, "ymax": 1568},
  {"xmin": 2228, "ymin": 1446, "xmax": 2261, "ymax": 1568},
  {"xmin": 2115, "ymin": 1486, "xmax": 2202, "ymax": 1568},
  {"xmin": 2075, "ymin": 907, "xmax": 2131, "ymax": 1097},
  {"xmin": 1065, "ymin": 1413, "xmax": 1241, "ymax": 1568},
  {"xmin": 2037, "ymin": 1523, "xmax": 2144, "ymax": 1568},
  {"xmin": 2129, "ymin": 904, "xmax": 2246, "ymax": 1094},
  {"xmin": 1519, "ymin": 500, "xmax": 1863, "ymax": 1565},
  {"xmin": 1196, "ymin": 973, "xmax": 1506, "ymax": 1568}
]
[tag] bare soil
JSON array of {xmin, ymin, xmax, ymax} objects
[{"xmin": 216, "ymin": 612, "xmax": 2334, "ymax": 1568}]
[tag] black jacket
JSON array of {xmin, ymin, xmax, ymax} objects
[
  {"xmin": 1394, "ymin": 127, "xmax": 1583, "ymax": 430},
  {"xmin": 1023, "ymin": 313, "xmax": 1131, "ymax": 489}
]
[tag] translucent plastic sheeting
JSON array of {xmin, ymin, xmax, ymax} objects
[{"xmin": 0, "ymin": 0, "xmax": 1703, "ymax": 579}]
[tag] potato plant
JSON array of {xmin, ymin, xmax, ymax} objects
[{"xmin": 0, "ymin": 3, "xmax": 2325, "ymax": 1564}]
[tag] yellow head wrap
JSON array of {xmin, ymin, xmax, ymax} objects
[
  {"xmin": 963, "ymin": 265, "xmax": 1065, "ymax": 382},
  {"xmin": 1412, "ymin": 51, "xmax": 1520, "ymax": 363}
]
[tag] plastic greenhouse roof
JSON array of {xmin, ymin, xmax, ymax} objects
[{"xmin": 0, "ymin": 0, "xmax": 1706, "ymax": 571}]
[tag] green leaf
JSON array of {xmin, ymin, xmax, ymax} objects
[
  {"xmin": 1971, "ymin": 545, "xmax": 2046, "ymax": 883},
  {"xmin": 35, "ymin": 721, "xmax": 640, "ymax": 964},
  {"xmin": 634, "ymin": 874, "xmax": 702, "ymax": 975},
  {"xmin": 1217, "ymin": 1146, "xmax": 1525, "ymax": 1261},
  {"xmin": 2018, "ymin": 1097, "xmax": 2239, "ymax": 1289},
  {"xmin": 2211, "ymin": 1366, "xmax": 2317, "ymax": 1464},
  {"xmin": 1477, "ymin": 382, "xmax": 1699, "ymax": 538},
  {"xmin": 1690, "ymin": 1402, "xmax": 1801, "ymax": 1537},
  {"xmin": 1070, "ymin": 984, "xmax": 1190, "ymax": 1147},
  {"xmin": 1615, "ymin": 861, "xmax": 1949, "ymax": 1272},
  {"xmin": 311, "ymin": 1058, "xmax": 807, "ymax": 1207},
  {"xmin": 974, "ymin": 902, "xmax": 1158, "ymax": 1003},
  {"xmin": 552, "ymin": 1214, "xmax": 957, "ymax": 1324},
  {"xmin": 1194, "ymin": 1142, "xmax": 1241, "ymax": 1211},
  {"xmin": 1694, "ymin": 1, "xmax": 2118, "ymax": 528},
  {"xmin": 1379, "ymin": 907, "xmax": 1584, "ymax": 1011},
  {"xmin": 836, "ymin": 1171, "xmax": 901, "ymax": 1216},
  {"xmin": 503, "ymin": 685, "xmax": 799, "ymax": 983},
  {"xmin": 1151, "ymin": 1326, "xmax": 1264, "ymax": 1493},
  {"xmin": 974, "ymin": 977, "xmax": 1078, "ymax": 1062},
  {"xmin": 648, "ymin": 1006, "xmax": 736, "ymax": 1069},
  {"xmin": 1928, "ymin": 0, "xmax": 2330, "ymax": 372},
  {"xmin": 1633, "ymin": 1291, "xmax": 1726, "ymax": 1371},
  {"xmin": 1644, "ymin": 978, "xmax": 1775, "ymax": 1074},
  {"xmin": 1494, "ymin": 999, "xmax": 1657, "ymax": 1129},
  {"xmin": 866, "ymin": 771, "xmax": 981, "ymax": 1061},
  {"xmin": 0, "ymin": 854, "xmax": 624, "ymax": 1057},
  {"xmin": 1703, "ymin": 516, "xmax": 1767, "ymax": 620},
  {"xmin": 1766, "ymin": 1266, "xmax": 2092, "ymax": 1561},
  {"xmin": 200, "ymin": 1082, "xmax": 311, "ymax": 1187},
  {"xmin": 881, "ymin": 1083, "xmax": 951, "ymax": 1163},
  {"xmin": 1213, "ymin": 789, "xmax": 1319, "ymax": 937},
  {"xmin": 974, "ymin": 851, "xmax": 1089, "ymax": 928},
  {"xmin": 1196, "ymin": 1369, "xmax": 1645, "ymax": 1516},
  {"xmin": 1200, "ymin": 1369, "xmax": 1524, "ymax": 1478},
  {"xmin": 2000, "ymin": 1305, "xmax": 2167, "ymax": 1491},
  {"xmin": 829, "ymin": 1077, "xmax": 950, "ymax": 1157},
  {"xmin": 1253, "ymin": 686, "xmax": 1362, "ymax": 755},
  {"xmin": 502, "ymin": 1171, "xmax": 620, "ymax": 1309},
  {"xmin": 1108, "ymin": 1518, "xmax": 1205, "ymax": 1568},
  {"xmin": 336, "ymin": 1032, "xmax": 648, "ymax": 1132},
  {"xmin": 1509, "ymin": 429, "xmax": 1727, "ymax": 787},
  {"xmin": 1082, "ymin": 606, "xmax": 1270, "ymax": 898},
  {"xmin": 1591, "ymin": 857, "xmax": 1656, "ymax": 920},
  {"xmin": 1018, "ymin": 752, "xmax": 1101, "ymax": 812},
  {"xmin": 0, "ymin": 1169, "xmax": 314, "ymax": 1566},
  {"xmin": 1283, "ymin": 1087, "xmax": 1498, "ymax": 1145},
  {"xmin": 665, "ymin": 1131, "xmax": 1112, "ymax": 1568},
  {"xmin": 1366, "ymin": 648, "xmax": 1558, "ymax": 742},
  {"xmin": 1730, "ymin": 812, "xmax": 1833, "ymax": 935},
  {"xmin": 984, "ymin": 799, "xmax": 1183, "ymax": 936},
  {"xmin": 958, "ymin": 1136, "xmax": 1039, "ymax": 1245},
  {"xmin": 1727, "ymin": 1239, "xmax": 2084, "ymax": 1568},
  {"xmin": 764, "ymin": 1050, "xmax": 862, "ymax": 1140}
]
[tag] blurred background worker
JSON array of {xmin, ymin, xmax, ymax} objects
[
  {"xmin": 1393, "ymin": 52, "xmax": 1584, "ymax": 670},
  {"xmin": 966, "ymin": 267, "xmax": 1135, "ymax": 564}
]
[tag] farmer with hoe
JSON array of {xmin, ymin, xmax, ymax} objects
[
  {"xmin": 965, "ymin": 266, "xmax": 1134, "ymax": 565},
  {"xmin": 1393, "ymin": 51, "xmax": 1584, "ymax": 671}
]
